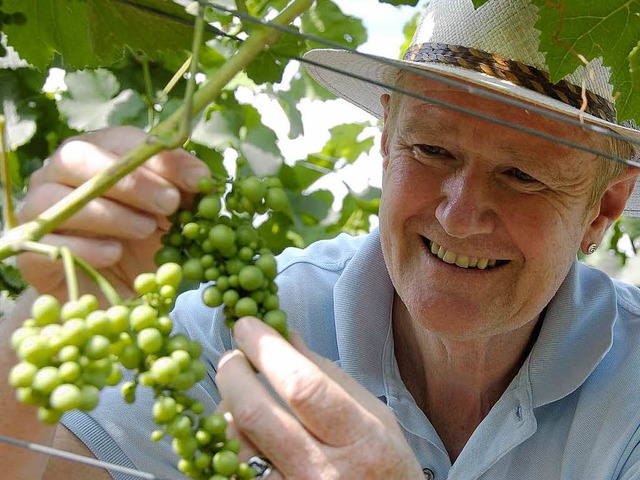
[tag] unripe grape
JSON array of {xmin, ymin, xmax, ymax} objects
[
  {"xmin": 172, "ymin": 436, "xmax": 198, "ymax": 458},
  {"xmin": 153, "ymin": 396, "xmax": 178, "ymax": 424},
  {"xmin": 209, "ymin": 224, "xmax": 236, "ymax": 251},
  {"xmin": 194, "ymin": 452, "xmax": 212, "ymax": 470},
  {"xmin": 84, "ymin": 335, "xmax": 111, "ymax": 360},
  {"xmin": 197, "ymin": 176, "xmax": 216, "ymax": 194},
  {"xmin": 238, "ymin": 266, "xmax": 265, "ymax": 291},
  {"xmin": 223, "ymin": 437, "xmax": 241, "ymax": 454},
  {"xmin": 198, "ymin": 195, "xmax": 222, "ymax": 219},
  {"xmin": 86, "ymin": 311, "xmax": 111, "ymax": 336},
  {"xmin": 78, "ymin": 294, "xmax": 99, "ymax": 314},
  {"xmin": 59, "ymin": 318, "xmax": 88, "ymax": 347},
  {"xmin": 31, "ymin": 294, "xmax": 60, "ymax": 326},
  {"xmin": 9, "ymin": 362, "xmax": 38, "ymax": 388},
  {"xmin": 213, "ymin": 450, "xmax": 239, "ymax": 477},
  {"xmin": 191, "ymin": 360, "xmax": 207, "ymax": 381},
  {"xmin": 255, "ymin": 254, "xmax": 277, "ymax": 280},
  {"xmin": 222, "ymin": 290, "xmax": 239, "ymax": 308},
  {"xmin": 129, "ymin": 304, "xmax": 158, "ymax": 331},
  {"xmin": 18, "ymin": 336, "xmax": 52, "ymax": 366},
  {"xmin": 106, "ymin": 305, "xmax": 130, "ymax": 335},
  {"xmin": 202, "ymin": 286, "xmax": 223, "ymax": 307},
  {"xmin": 265, "ymin": 187, "xmax": 288, "ymax": 212},
  {"xmin": 32, "ymin": 366, "xmax": 62, "ymax": 394},
  {"xmin": 235, "ymin": 297, "xmax": 258, "ymax": 318},
  {"xmin": 241, "ymin": 177, "xmax": 266, "ymax": 204},
  {"xmin": 170, "ymin": 349, "xmax": 191, "ymax": 370},
  {"xmin": 106, "ymin": 363, "xmax": 123, "ymax": 386},
  {"xmin": 173, "ymin": 370, "xmax": 196, "ymax": 390},
  {"xmin": 263, "ymin": 309, "xmax": 288, "ymax": 338},
  {"xmin": 37, "ymin": 406, "xmax": 62, "ymax": 425},
  {"xmin": 200, "ymin": 413, "xmax": 227, "ymax": 436},
  {"xmin": 58, "ymin": 361, "xmax": 81, "ymax": 382},
  {"xmin": 11, "ymin": 326, "xmax": 39, "ymax": 350},
  {"xmin": 121, "ymin": 381, "xmax": 137, "ymax": 404},
  {"xmin": 151, "ymin": 356, "xmax": 180, "ymax": 384},
  {"xmin": 134, "ymin": 273, "xmax": 158, "ymax": 295},
  {"xmin": 119, "ymin": 343, "xmax": 143, "ymax": 369},
  {"xmin": 151, "ymin": 430, "xmax": 165, "ymax": 442},
  {"xmin": 167, "ymin": 414, "xmax": 192, "ymax": 439},
  {"xmin": 50, "ymin": 383, "xmax": 82, "ymax": 411},
  {"xmin": 79, "ymin": 385, "xmax": 100, "ymax": 411},
  {"xmin": 155, "ymin": 246, "xmax": 182, "ymax": 265},
  {"xmin": 236, "ymin": 462, "xmax": 257, "ymax": 479},
  {"xmin": 183, "ymin": 258, "xmax": 204, "ymax": 282},
  {"xmin": 137, "ymin": 328, "xmax": 164, "ymax": 354}
]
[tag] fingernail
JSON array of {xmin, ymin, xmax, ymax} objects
[
  {"xmin": 103, "ymin": 242, "xmax": 122, "ymax": 262},
  {"xmin": 134, "ymin": 216, "xmax": 157, "ymax": 237},
  {"xmin": 183, "ymin": 167, "xmax": 211, "ymax": 191},
  {"xmin": 155, "ymin": 187, "xmax": 180, "ymax": 214}
]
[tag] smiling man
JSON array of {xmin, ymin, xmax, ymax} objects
[{"xmin": 3, "ymin": 0, "xmax": 640, "ymax": 479}]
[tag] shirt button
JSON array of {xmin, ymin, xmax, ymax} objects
[{"xmin": 423, "ymin": 468, "xmax": 435, "ymax": 479}]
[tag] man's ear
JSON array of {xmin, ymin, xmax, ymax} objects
[{"xmin": 583, "ymin": 166, "xmax": 640, "ymax": 248}]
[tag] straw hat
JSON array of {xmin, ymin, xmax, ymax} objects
[{"xmin": 303, "ymin": 0, "xmax": 640, "ymax": 218}]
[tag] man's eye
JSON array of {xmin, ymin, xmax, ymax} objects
[
  {"xmin": 508, "ymin": 168, "xmax": 537, "ymax": 183},
  {"xmin": 412, "ymin": 145, "xmax": 449, "ymax": 157}
]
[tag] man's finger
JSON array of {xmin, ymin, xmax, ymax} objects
[
  {"xmin": 216, "ymin": 350, "xmax": 316, "ymax": 479},
  {"xmin": 19, "ymin": 183, "xmax": 158, "ymax": 239},
  {"xmin": 232, "ymin": 317, "xmax": 379, "ymax": 447}
]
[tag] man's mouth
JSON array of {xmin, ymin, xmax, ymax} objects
[{"xmin": 424, "ymin": 238, "xmax": 508, "ymax": 270}]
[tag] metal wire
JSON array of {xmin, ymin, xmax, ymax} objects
[
  {"xmin": 196, "ymin": 0, "xmax": 640, "ymax": 167},
  {"xmin": 0, "ymin": 434, "xmax": 169, "ymax": 479}
]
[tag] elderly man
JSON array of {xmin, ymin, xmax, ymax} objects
[{"xmin": 2, "ymin": 0, "xmax": 640, "ymax": 478}]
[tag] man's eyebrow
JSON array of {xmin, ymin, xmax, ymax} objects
[
  {"xmin": 500, "ymin": 144, "xmax": 571, "ymax": 183},
  {"xmin": 397, "ymin": 107, "xmax": 460, "ymax": 138}
]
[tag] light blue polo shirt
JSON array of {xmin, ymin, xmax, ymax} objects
[{"xmin": 64, "ymin": 229, "xmax": 640, "ymax": 480}]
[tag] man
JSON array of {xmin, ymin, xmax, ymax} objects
[{"xmin": 2, "ymin": 0, "xmax": 640, "ymax": 478}]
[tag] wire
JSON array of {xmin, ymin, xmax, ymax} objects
[
  {"xmin": 0, "ymin": 434, "xmax": 170, "ymax": 480},
  {"xmin": 195, "ymin": 0, "xmax": 640, "ymax": 167}
]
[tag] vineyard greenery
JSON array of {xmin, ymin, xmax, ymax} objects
[{"xmin": 0, "ymin": 0, "xmax": 640, "ymax": 478}]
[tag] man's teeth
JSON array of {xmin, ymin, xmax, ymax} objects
[{"xmin": 429, "ymin": 241, "xmax": 497, "ymax": 270}]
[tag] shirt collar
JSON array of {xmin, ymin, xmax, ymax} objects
[
  {"xmin": 332, "ymin": 232, "xmax": 619, "ymax": 410},
  {"xmin": 333, "ymin": 228, "xmax": 393, "ymax": 398},
  {"xmin": 527, "ymin": 260, "xmax": 618, "ymax": 407}
]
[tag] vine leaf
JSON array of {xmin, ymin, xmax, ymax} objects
[
  {"xmin": 0, "ymin": 71, "xmax": 37, "ymax": 150},
  {"xmin": 301, "ymin": 0, "xmax": 368, "ymax": 50},
  {"xmin": 471, "ymin": 0, "xmax": 492, "ymax": 8},
  {"xmin": 2, "ymin": 0, "xmax": 202, "ymax": 70},
  {"xmin": 57, "ymin": 70, "xmax": 145, "ymax": 131},
  {"xmin": 320, "ymin": 123, "xmax": 375, "ymax": 164},
  {"xmin": 379, "ymin": 0, "xmax": 420, "ymax": 5},
  {"xmin": 533, "ymin": 0, "xmax": 640, "ymax": 124}
]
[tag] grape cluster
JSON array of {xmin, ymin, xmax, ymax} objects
[
  {"xmin": 0, "ymin": 0, "xmax": 27, "ymax": 58},
  {"xmin": 155, "ymin": 175, "xmax": 289, "ymax": 338},
  {"xmin": 10, "ymin": 264, "xmax": 256, "ymax": 478}
]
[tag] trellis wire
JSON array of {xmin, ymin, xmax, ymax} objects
[{"xmin": 199, "ymin": 0, "xmax": 640, "ymax": 167}]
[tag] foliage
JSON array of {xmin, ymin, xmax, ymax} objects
[{"xmin": 0, "ymin": 0, "xmax": 639, "ymax": 299}]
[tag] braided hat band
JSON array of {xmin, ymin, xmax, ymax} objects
[{"xmin": 404, "ymin": 43, "xmax": 617, "ymax": 123}]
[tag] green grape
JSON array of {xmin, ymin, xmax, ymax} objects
[
  {"xmin": 129, "ymin": 304, "xmax": 158, "ymax": 331},
  {"xmin": 236, "ymin": 462, "xmax": 257, "ymax": 479},
  {"xmin": 238, "ymin": 266, "xmax": 265, "ymax": 291},
  {"xmin": 265, "ymin": 187, "xmax": 288, "ymax": 212},
  {"xmin": 235, "ymin": 297, "xmax": 258, "ymax": 318},
  {"xmin": 151, "ymin": 356, "xmax": 180, "ymax": 384},
  {"xmin": 213, "ymin": 451, "xmax": 239, "ymax": 477},
  {"xmin": 240, "ymin": 177, "xmax": 266, "ymax": 205},
  {"xmin": 79, "ymin": 385, "xmax": 100, "ymax": 411},
  {"xmin": 153, "ymin": 396, "xmax": 178, "ymax": 424},
  {"xmin": 134, "ymin": 273, "xmax": 158, "ymax": 295},
  {"xmin": 49, "ymin": 384, "xmax": 82, "ymax": 411},
  {"xmin": 84, "ymin": 335, "xmax": 111, "ymax": 360},
  {"xmin": 32, "ymin": 366, "xmax": 62, "ymax": 394},
  {"xmin": 155, "ymin": 246, "xmax": 183, "ymax": 265},
  {"xmin": 172, "ymin": 435, "xmax": 198, "ymax": 458},
  {"xmin": 198, "ymin": 195, "xmax": 222, "ymax": 219},
  {"xmin": 197, "ymin": 176, "xmax": 216, "ymax": 194},
  {"xmin": 8, "ymin": 362, "xmax": 38, "ymax": 388},
  {"xmin": 31, "ymin": 294, "xmax": 61, "ymax": 326},
  {"xmin": 183, "ymin": 257, "xmax": 205, "ymax": 282},
  {"xmin": 137, "ymin": 328, "xmax": 164, "ymax": 354}
]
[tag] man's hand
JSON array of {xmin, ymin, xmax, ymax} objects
[
  {"xmin": 16, "ymin": 126, "xmax": 210, "ymax": 300},
  {"xmin": 216, "ymin": 317, "xmax": 424, "ymax": 480}
]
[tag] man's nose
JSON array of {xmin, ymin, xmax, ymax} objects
[{"xmin": 434, "ymin": 171, "xmax": 495, "ymax": 238}]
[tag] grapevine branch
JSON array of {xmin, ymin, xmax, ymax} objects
[
  {"xmin": 0, "ymin": 115, "xmax": 17, "ymax": 231},
  {"xmin": 0, "ymin": 0, "xmax": 313, "ymax": 263}
]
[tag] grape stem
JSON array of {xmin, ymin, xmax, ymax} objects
[
  {"xmin": 162, "ymin": 56, "xmax": 191, "ymax": 99},
  {"xmin": 60, "ymin": 246, "xmax": 79, "ymax": 302},
  {"xmin": 0, "ymin": 115, "xmax": 18, "ymax": 231},
  {"xmin": 0, "ymin": 0, "xmax": 313, "ymax": 262},
  {"xmin": 180, "ymin": 2, "xmax": 206, "ymax": 143},
  {"xmin": 16, "ymin": 241, "xmax": 122, "ymax": 306}
]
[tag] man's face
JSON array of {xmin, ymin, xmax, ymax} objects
[{"xmin": 379, "ymin": 76, "xmax": 604, "ymax": 340}]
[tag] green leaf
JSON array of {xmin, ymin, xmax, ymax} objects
[
  {"xmin": 292, "ymin": 189, "xmax": 334, "ymax": 225},
  {"xmin": 2, "ymin": 0, "xmax": 203, "ymax": 70},
  {"xmin": 245, "ymin": 30, "xmax": 305, "ymax": 85},
  {"xmin": 471, "ymin": 0, "xmax": 492, "ymax": 8},
  {"xmin": 534, "ymin": 0, "xmax": 640, "ymax": 124},
  {"xmin": 321, "ymin": 123, "xmax": 375, "ymax": 164},
  {"xmin": 399, "ymin": 12, "xmax": 420, "ymax": 57},
  {"xmin": 379, "ymin": 0, "xmax": 420, "ymax": 6},
  {"xmin": 278, "ymin": 162, "xmax": 325, "ymax": 192},
  {"xmin": 240, "ymin": 123, "xmax": 283, "ymax": 176},
  {"xmin": 57, "ymin": 69, "xmax": 145, "ymax": 131},
  {"xmin": 301, "ymin": 0, "xmax": 368, "ymax": 50}
]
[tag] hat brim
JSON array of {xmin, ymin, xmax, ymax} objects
[{"xmin": 302, "ymin": 48, "xmax": 640, "ymax": 218}]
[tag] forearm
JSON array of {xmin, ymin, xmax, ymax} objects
[{"xmin": 0, "ymin": 288, "xmax": 56, "ymax": 479}]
